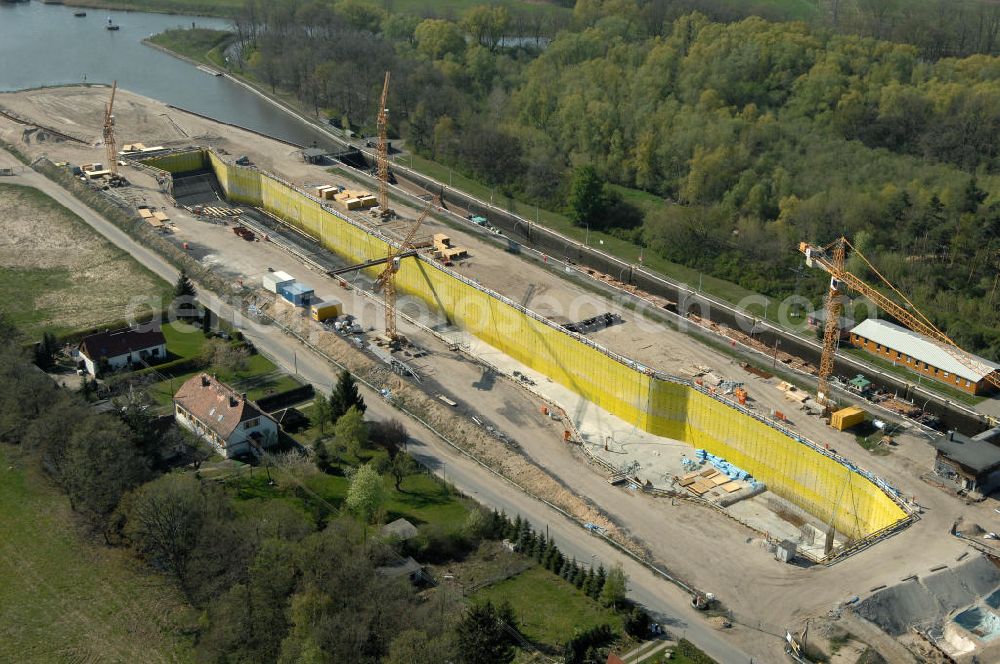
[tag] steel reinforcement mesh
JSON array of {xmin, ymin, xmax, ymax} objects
[{"xmin": 145, "ymin": 150, "xmax": 908, "ymax": 540}]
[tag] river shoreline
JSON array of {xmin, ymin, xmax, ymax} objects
[{"xmin": 61, "ymin": 0, "xmax": 234, "ymax": 19}]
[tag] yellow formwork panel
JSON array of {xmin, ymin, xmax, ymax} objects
[
  {"xmin": 168, "ymin": 148, "xmax": 906, "ymax": 539},
  {"xmin": 142, "ymin": 149, "xmax": 207, "ymax": 174}
]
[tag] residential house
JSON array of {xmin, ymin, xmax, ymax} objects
[
  {"xmin": 78, "ymin": 326, "xmax": 166, "ymax": 376},
  {"xmin": 173, "ymin": 373, "xmax": 278, "ymax": 458}
]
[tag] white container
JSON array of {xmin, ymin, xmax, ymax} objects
[{"xmin": 262, "ymin": 270, "xmax": 294, "ymax": 293}]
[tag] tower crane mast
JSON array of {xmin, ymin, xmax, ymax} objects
[
  {"xmin": 376, "ymin": 71, "xmax": 392, "ymax": 219},
  {"xmin": 375, "ymin": 203, "xmax": 432, "ymax": 343},
  {"xmin": 103, "ymin": 81, "xmax": 118, "ymax": 177}
]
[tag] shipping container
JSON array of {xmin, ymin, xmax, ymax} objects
[
  {"xmin": 279, "ymin": 282, "xmax": 314, "ymax": 306},
  {"xmin": 262, "ymin": 270, "xmax": 295, "ymax": 293},
  {"xmin": 311, "ymin": 298, "xmax": 343, "ymax": 322},
  {"xmin": 830, "ymin": 406, "xmax": 866, "ymax": 431}
]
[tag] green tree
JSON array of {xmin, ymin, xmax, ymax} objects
[
  {"xmin": 34, "ymin": 331, "xmax": 58, "ymax": 370},
  {"xmin": 173, "ymin": 269, "xmax": 197, "ymax": 321},
  {"xmin": 345, "ymin": 463, "xmax": 385, "ymax": 524},
  {"xmin": 390, "ymin": 452, "xmax": 417, "ymax": 491},
  {"xmin": 567, "ymin": 165, "xmax": 606, "ymax": 228},
  {"xmin": 334, "ymin": 406, "xmax": 368, "ymax": 458},
  {"xmin": 311, "ymin": 394, "xmax": 334, "ymax": 436},
  {"xmin": 123, "ymin": 473, "xmax": 207, "ymax": 592},
  {"xmin": 201, "ymin": 337, "xmax": 249, "ymax": 374},
  {"xmin": 414, "ymin": 19, "xmax": 466, "ymax": 60},
  {"xmin": 456, "ymin": 601, "xmax": 515, "ymax": 664},
  {"xmin": 60, "ymin": 415, "xmax": 150, "ymax": 519},
  {"xmin": 334, "ymin": 0, "xmax": 383, "ymax": 33},
  {"xmin": 330, "ymin": 369, "xmax": 365, "ymax": 421},
  {"xmin": 600, "ymin": 563, "xmax": 627, "ymax": 609},
  {"xmin": 314, "ymin": 440, "xmax": 332, "ymax": 473},
  {"xmin": 463, "ymin": 5, "xmax": 510, "ymax": 52},
  {"xmin": 385, "ymin": 629, "xmax": 455, "ymax": 664}
]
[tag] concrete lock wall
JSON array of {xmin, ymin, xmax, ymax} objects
[{"xmin": 146, "ymin": 150, "xmax": 908, "ymax": 541}]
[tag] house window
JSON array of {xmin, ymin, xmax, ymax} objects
[
  {"xmin": 966, "ymin": 380, "xmax": 972, "ymax": 387},
  {"xmin": 244, "ymin": 418, "xmax": 260, "ymax": 429},
  {"xmin": 151, "ymin": 348, "xmax": 159, "ymax": 357}
]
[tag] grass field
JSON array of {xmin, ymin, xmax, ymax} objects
[
  {"xmin": 475, "ymin": 566, "xmax": 622, "ymax": 649},
  {"xmin": 0, "ymin": 183, "xmax": 171, "ymax": 338},
  {"xmin": 0, "ymin": 447, "xmax": 195, "ymax": 663},
  {"xmin": 148, "ymin": 28, "xmax": 232, "ymax": 67}
]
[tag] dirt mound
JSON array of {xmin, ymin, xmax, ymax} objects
[{"xmin": 856, "ymin": 556, "xmax": 1000, "ymax": 636}]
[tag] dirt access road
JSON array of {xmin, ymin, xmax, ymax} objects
[{"xmin": 0, "ymin": 150, "xmax": 759, "ymax": 664}]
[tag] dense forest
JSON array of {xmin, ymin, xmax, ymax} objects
[{"xmin": 224, "ymin": 0, "xmax": 1000, "ymax": 358}]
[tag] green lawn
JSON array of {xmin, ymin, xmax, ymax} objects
[
  {"xmin": 221, "ymin": 455, "xmax": 470, "ymax": 533},
  {"xmin": 161, "ymin": 321, "xmax": 207, "ymax": 359},
  {"xmin": 147, "ymin": 28, "xmax": 232, "ymax": 67},
  {"xmin": 475, "ymin": 566, "xmax": 622, "ymax": 649},
  {"xmin": 146, "ymin": 350, "xmax": 301, "ymax": 411},
  {"xmin": 0, "ymin": 447, "xmax": 195, "ymax": 663}
]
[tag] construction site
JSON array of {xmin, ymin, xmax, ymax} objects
[{"xmin": 6, "ymin": 82, "xmax": 1000, "ymax": 662}]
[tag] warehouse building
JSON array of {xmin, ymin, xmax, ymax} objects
[{"xmin": 849, "ymin": 319, "xmax": 999, "ymax": 395}]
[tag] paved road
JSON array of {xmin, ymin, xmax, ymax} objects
[{"xmin": 4, "ymin": 154, "xmax": 761, "ymax": 663}]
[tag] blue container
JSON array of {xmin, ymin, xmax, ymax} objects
[{"xmin": 279, "ymin": 282, "xmax": 314, "ymax": 306}]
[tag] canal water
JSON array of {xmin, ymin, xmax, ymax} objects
[{"xmin": 0, "ymin": 1, "xmax": 324, "ymax": 146}]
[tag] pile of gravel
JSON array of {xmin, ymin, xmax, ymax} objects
[{"xmin": 856, "ymin": 556, "xmax": 1000, "ymax": 636}]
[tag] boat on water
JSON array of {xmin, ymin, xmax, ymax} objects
[
  {"xmin": 106, "ymin": 17, "xmax": 120, "ymax": 30},
  {"xmin": 74, "ymin": 11, "xmax": 87, "ymax": 17}
]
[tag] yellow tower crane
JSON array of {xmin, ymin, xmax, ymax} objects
[
  {"xmin": 800, "ymin": 236, "xmax": 1000, "ymax": 405},
  {"xmin": 376, "ymin": 71, "xmax": 392, "ymax": 219},
  {"xmin": 103, "ymin": 80, "xmax": 118, "ymax": 177},
  {"xmin": 374, "ymin": 203, "xmax": 432, "ymax": 344}
]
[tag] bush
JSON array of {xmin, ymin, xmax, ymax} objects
[
  {"xmin": 563, "ymin": 624, "xmax": 615, "ymax": 664},
  {"xmin": 622, "ymin": 607, "xmax": 650, "ymax": 638},
  {"xmin": 413, "ymin": 524, "xmax": 473, "ymax": 563}
]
